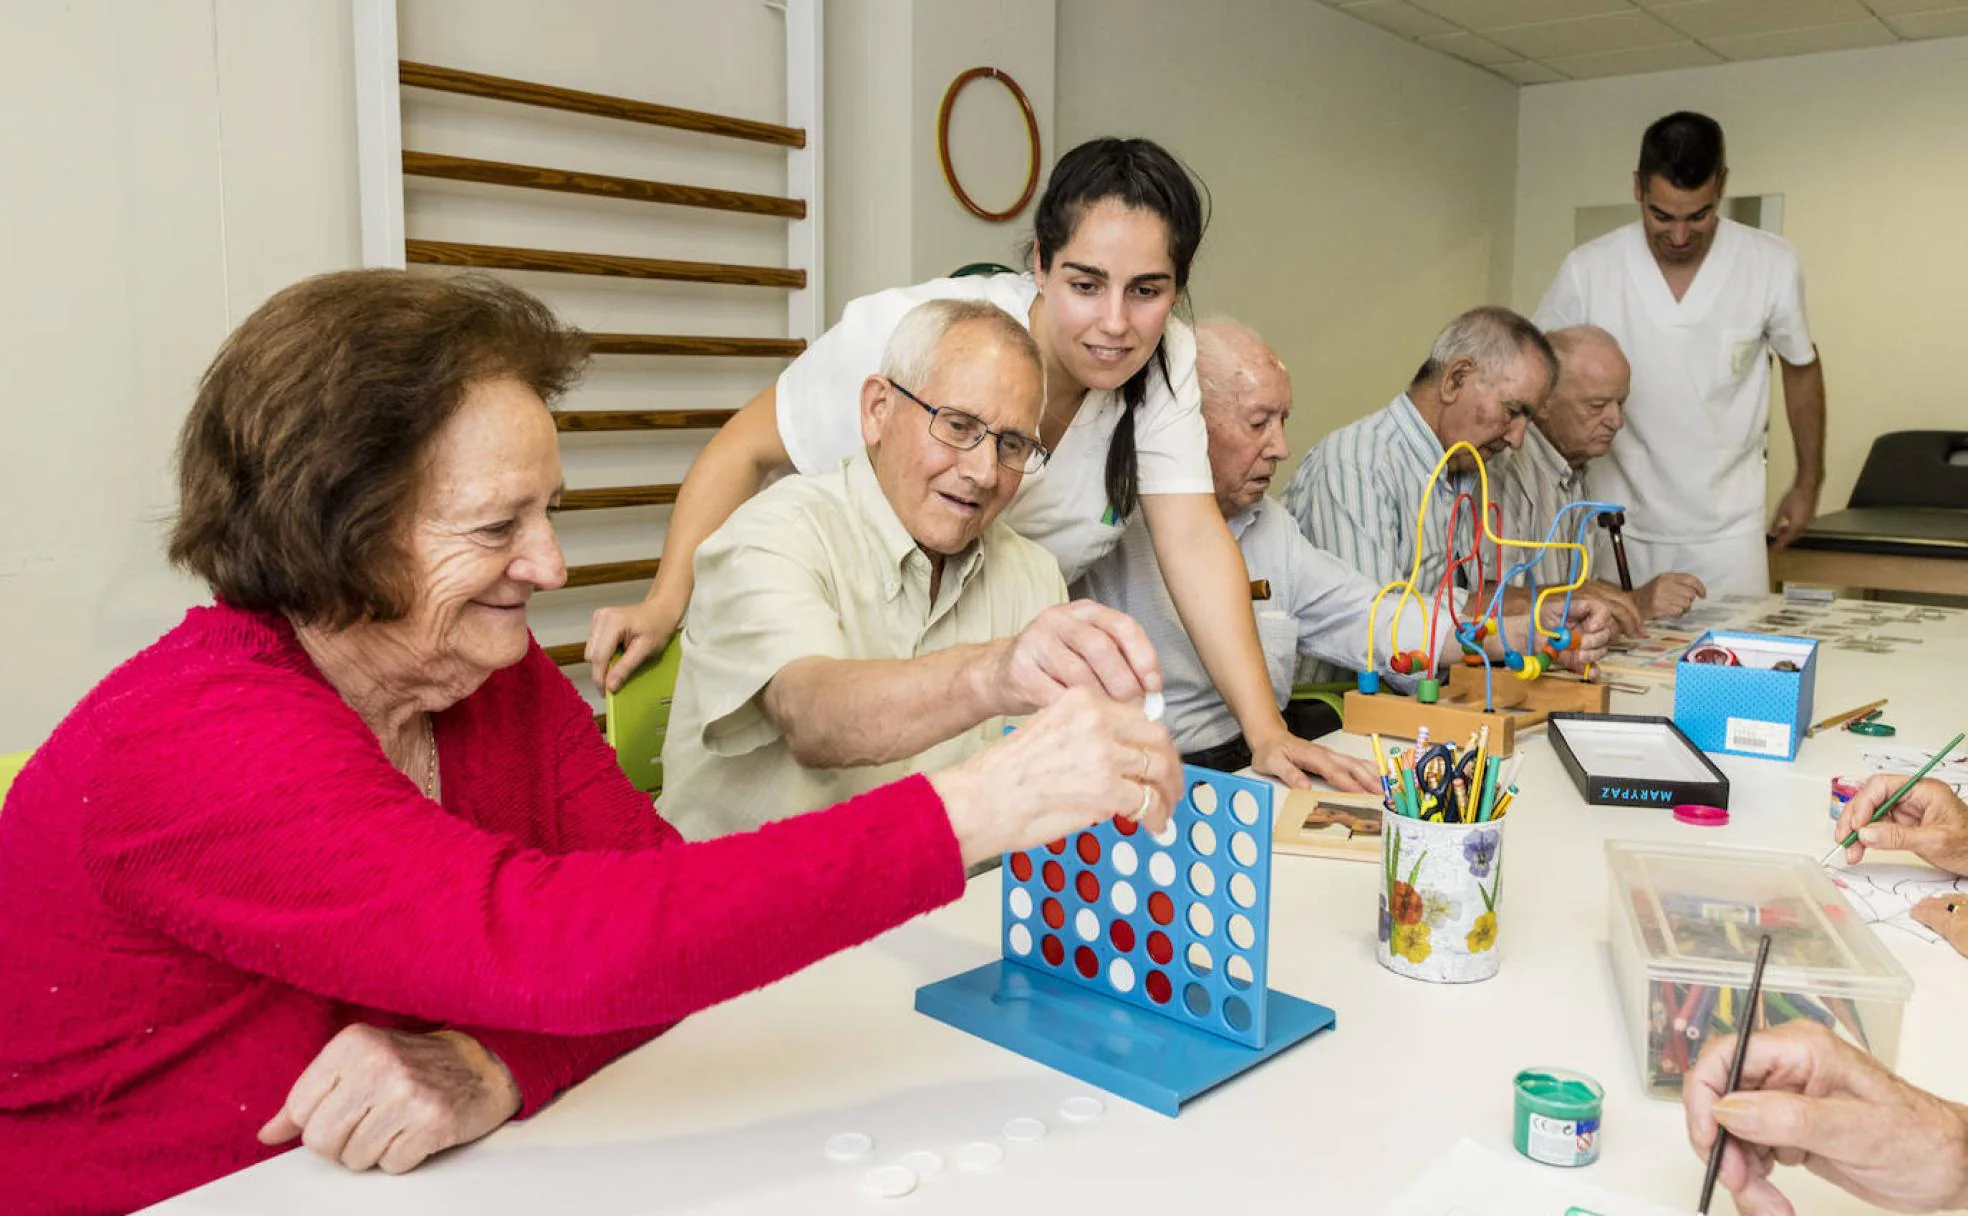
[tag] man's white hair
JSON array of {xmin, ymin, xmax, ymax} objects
[
  {"xmin": 1411, "ymin": 305, "xmax": 1558, "ymax": 397},
  {"xmin": 1194, "ymin": 317, "xmax": 1285, "ymax": 411},
  {"xmin": 878, "ymin": 298, "xmax": 1042, "ymax": 395}
]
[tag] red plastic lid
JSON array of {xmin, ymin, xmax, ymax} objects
[{"xmin": 1673, "ymin": 803, "xmax": 1730, "ymax": 826}]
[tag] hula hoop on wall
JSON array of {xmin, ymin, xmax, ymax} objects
[{"xmin": 935, "ymin": 67, "xmax": 1040, "ymax": 223}]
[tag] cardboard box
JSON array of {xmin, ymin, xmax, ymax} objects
[
  {"xmin": 1672, "ymin": 631, "xmax": 1818, "ymax": 761},
  {"xmin": 1549, "ymin": 713, "xmax": 1730, "ymax": 808}
]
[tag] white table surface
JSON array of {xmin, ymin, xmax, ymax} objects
[{"xmin": 147, "ymin": 600, "xmax": 1968, "ymax": 1216}]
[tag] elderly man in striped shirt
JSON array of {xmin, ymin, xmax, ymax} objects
[{"xmin": 1283, "ymin": 306, "xmax": 1621, "ymax": 683}]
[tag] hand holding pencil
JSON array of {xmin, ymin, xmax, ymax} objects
[
  {"xmin": 1833, "ymin": 774, "xmax": 1968, "ymax": 875},
  {"xmin": 1683, "ymin": 1020, "xmax": 1968, "ymax": 1216}
]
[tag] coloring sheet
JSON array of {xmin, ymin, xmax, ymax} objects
[{"xmin": 1823, "ymin": 862, "xmax": 1968, "ymax": 945}]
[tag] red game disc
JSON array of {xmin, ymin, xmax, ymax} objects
[{"xmin": 1673, "ymin": 803, "xmax": 1729, "ymax": 826}]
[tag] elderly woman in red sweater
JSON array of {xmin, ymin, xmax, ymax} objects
[{"xmin": 0, "ymin": 270, "xmax": 1181, "ymax": 1216}]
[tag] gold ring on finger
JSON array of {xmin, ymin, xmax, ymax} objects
[
  {"xmin": 1132, "ymin": 784, "xmax": 1153, "ymax": 822},
  {"xmin": 1135, "ymin": 748, "xmax": 1150, "ymax": 781}
]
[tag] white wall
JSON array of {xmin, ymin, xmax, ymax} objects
[
  {"xmin": 1054, "ymin": 0, "xmax": 1522, "ymax": 457},
  {"xmin": 0, "ymin": 0, "xmax": 359, "ymax": 751},
  {"xmin": 1514, "ymin": 36, "xmax": 1968, "ymax": 517},
  {"xmin": 825, "ymin": 0, "xmax": 1056, "ymax": 318}
]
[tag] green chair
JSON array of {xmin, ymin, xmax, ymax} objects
[
  {"xmin": 0, "ymin": 750, "xmax": 30, "ymax": 804},
  {"xmin": 1286, "ymin": 680, "xmax": 1352, "ymax": 740},
  {"xmin": 604, "ymin": 643, "xmax": 683, "ymax": 795},
  {"xmin": 949, "ymin": 261, "xmax": 1017, "ymax": 279},
  {"xmin": 1291, "ymin": 680, "xmax": 1351, "ymax": 718}
]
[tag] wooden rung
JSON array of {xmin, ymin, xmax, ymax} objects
[
  {"xmin": 589, "ymin": 333, "xmax": 805, "ymax": 358},
  {"xmin": 558, "ymin": 484, "xmax": 681, "ymax": 511},
  {"xmin": 399, "ymin": 60, "xmax": 805, "ymax": 148},
  {"xmin": 545, "ymin": 642, "xmax": 584, "ymax": 666},
  {"xmin": 402, "ymin": 150, "xmax": 806, "ymax": 220},
  {"xmin": 406, "ymin": 239, "xmax": 805, "ymax": 289},
  {"xmin": 556, "ymin": 410, "xmax": 735, "ymax": 433},
  {"xmin": 563, "ymin": 557, "xmax": 661, "ymax": 589}
]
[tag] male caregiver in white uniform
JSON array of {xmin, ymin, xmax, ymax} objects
[{"xmin": 1533, "ymin": 111, "xmax": 1825, "ymax": 597}]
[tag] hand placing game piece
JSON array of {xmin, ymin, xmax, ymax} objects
[
  {"xmin": 990, "ymin": 600, "xmax": 1164, "ymax": 715},
  {"xmin": 931, "ymin": 687, "xmax": 1182, "ymax": 867}
]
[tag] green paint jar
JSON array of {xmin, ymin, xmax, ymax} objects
[{"xmin": 1513, "ymin": 1067, "xmax": 1603, "ymax": 1167}]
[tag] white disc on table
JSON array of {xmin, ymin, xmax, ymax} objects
[
  {"xmin": 1058, "ymin": 1096, "xmax": 1105, "ymax": 1123},
  {"xmin": 956, "ymin": 1140, "xmax": 1005, "ymax": 1171},
  {"xmin": 898, "ymin": 1149, "xmax": 945, "ymax": 1177},
  {"xmin": 1002, "ymin": 1116, "xmax": 1047, "ymax": 1142},
  {"xmin": 824, "ymin": 1131, "xmax": 874, "ymax": 1162},
  {"xmin": 861, "ymin": 1164, "xmax": 917, "ymax": 1199},
  {"xmin": 1142, "ymin": 691, "xmax": 1165, "ymax": 722}
]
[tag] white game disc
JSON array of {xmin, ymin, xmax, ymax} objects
[
  {"xmin": 1058, "ymin": 1095, "xmax": 1105, "ymax": 1123},
  {"xmin": 1142, "ymin": 691, "xmax": 1165, "ymax": 722},
  {"xmin": 824, "ymin": 1131, "xmax": 874, "ymax": 1162},
  {"xmin": 861, "ymin": 1164, "xmax": 917, "ymax": 1199},
  {"xmin": 956, "ymin": 1140, "xmax": 1005, "ymax": 1171},
  {"xmin": 1002, "ymin": 1116, "xmax": 1048, "ymax": 1142}
]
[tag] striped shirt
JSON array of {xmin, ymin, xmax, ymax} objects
[
  {"xmin": 1282, "ymin": 392, "xmax": 1478, "ymax": 682},
  {"xmin": 1491, "ymin": 424, "xmax": 1599, "ymax": 588}
]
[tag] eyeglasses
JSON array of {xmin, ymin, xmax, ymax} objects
[{"xmin": 887, "ymin": 379, "xmax": 1050, "ymax": 475}]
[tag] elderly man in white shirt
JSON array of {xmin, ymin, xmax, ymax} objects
[
  {"xmin": 661, "ymin": 298, "xmax": 1168, "ymax": 840},
  {"xmin": 1533, "ymin": 111, "xmax": 1824, "ymax": 597},
  {"xmin": 1080, "ymin": 320, "xmax": 1610, "ymax": 772},
  {"xmin": 1495, "ymin": 325, "xmax": 1706, "ymax": 622}
]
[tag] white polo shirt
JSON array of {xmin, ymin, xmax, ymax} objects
[
  {"xmin": 1533, "ymin": 219, "xmax": 1815, "ymax": 545},
  {"xmin": 776, "ymin": 274, "xmax": 1213, "ymax": 582}
]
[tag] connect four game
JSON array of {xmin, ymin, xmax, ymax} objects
[{"xmin": 915, "ymin": 765, "xmax": 1337, "ymax": 1115}]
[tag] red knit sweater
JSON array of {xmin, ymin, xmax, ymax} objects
[{"xmin": 0, "ymin": 604, "xmax": 965, "ymax": 1215}]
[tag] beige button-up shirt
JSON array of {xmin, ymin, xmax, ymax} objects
[
  {"xmin": 1493, "ymin": 424, "xmax": 1604, "ymax": 589},
  {"xmin": 661, "ymin": 455, "xmax": 1067, "ymax": 840}
]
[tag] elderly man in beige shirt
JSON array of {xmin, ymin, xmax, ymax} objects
[{"xmin": 662, "ymin": 298, "xmax": 1164, "ymax": 840}]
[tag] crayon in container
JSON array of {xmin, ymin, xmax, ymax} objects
[
  {"xmin": 1512, "ymin": 1067, "xmax": 1603, "ymax": 1167},
  {"xmin": 1829, "ymin": 775, "xmax": 1860, "ymax": 821}
]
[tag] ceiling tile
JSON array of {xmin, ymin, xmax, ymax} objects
[
  {"xmin": 1858, "ymin": 0, "xmax": 1968, "ymax": 15},
  {"xmin": 1705, "ymin": 16, "xmax": 1898, "ymax": 56},
  {"xmin": 1485, "ymin": 10, "xmax": 1687, "ymax": 57},
  {"xmin": 1648, "ymin": 0, "xmax": 1874, "ymax": 40},
  {"xmin": 1409, "ymin": 0, "xmax": 1633, "ymax": 28},
  {"xmin": 1332, "ymin": 0, "xmax": 1463, "ymax": 40},
  {"xmin": 1489, "ymin": 58, "xmax": 1574, "ymax": 82},
  {"xmin": 1417, "ymin": 29, "xmax": 1524, "ymax": 63},
  {"xmin": 1882, "ymin": 7, "xmax": 1968, "ymax": 35},
  {"xmin": 1543, "ymin": 38, "xmax": 1727, "ymax": 75}
]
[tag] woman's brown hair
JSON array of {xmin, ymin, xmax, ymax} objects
[{"xmin": 168, "ymin": 270, "xmax": 588, "ymax": 627}]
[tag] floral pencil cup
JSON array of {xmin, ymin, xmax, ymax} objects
[{"xmin": 1378, "ymin": 814, "xmax": 1505, "ymax": 983}]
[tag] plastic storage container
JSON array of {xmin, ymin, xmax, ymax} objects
[{"xmin": 1607, "ymin": 840, "xmax": 1913, "ymax": 1100}]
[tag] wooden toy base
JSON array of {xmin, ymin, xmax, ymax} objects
[{"xmin": 1342, "ymin": 668, "xmax": 1612, "ymax": 755}]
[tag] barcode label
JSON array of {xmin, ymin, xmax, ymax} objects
[{"xmin": 1726, "ymin": 717, "xmax": 1791, "ymax": 757}]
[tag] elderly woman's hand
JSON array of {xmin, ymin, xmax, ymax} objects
[
  {"xmin": 933, "ymin": 687, "xmax": 1182, "ymax": 868},
  {"xmin": 1836, "ymin": 775, "xmax": 1968, "ymax": 876},
  {"xmin": 258, "ymin": 1025, "xmax": 521, "ymax": 1174},
  {"xmin": 1684, "ymin": 1020, "xmax": 1968, "ymax": 1215}
]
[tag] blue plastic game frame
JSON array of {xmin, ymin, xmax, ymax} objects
[{"xmin": 915, "ymin": 765, "xmax": 1337, "ymax": 1115}]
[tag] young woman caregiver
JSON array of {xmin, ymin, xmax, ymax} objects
[{"xmin": 586, "ymin": 137, "xmax": 1374, "ymax": 793}]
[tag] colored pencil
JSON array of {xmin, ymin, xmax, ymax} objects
[
  {"xmin": 1805, "ymin": 697, "xmax": 1889, "ymax": 739},
  {"xmin": 1819, "ymin": 731, "xmax": 1965, "ymax": 865},
  {"xmin": 1698, "ymin": 934, "xmax": 1774, "ymax": 1215}
]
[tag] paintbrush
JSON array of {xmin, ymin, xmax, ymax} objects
[{"xmin": 1697, "ymin": 933, "xmax": 1773, "ymax": 1215}]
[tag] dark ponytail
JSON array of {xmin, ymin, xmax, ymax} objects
[{"xmin": 1030, "ymin": 137, "xmax": 1207, "ymax": 523}]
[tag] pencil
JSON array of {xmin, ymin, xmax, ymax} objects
[
  {"xmin": 1805, "ymin": 697, "xmax": 1889, "ymax": 738},
  {"xmin": 1697, "ymin": 933, "xmax": 1773, "ymax": 1216},
  {"xmin": 1819, "ymin": 731, "xmax": 1966, "ymax": 865}
]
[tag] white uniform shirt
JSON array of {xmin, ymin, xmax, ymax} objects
[
  {"xmin": 776, "ymin": 274, "xmax": 1213, "ymax": 582},
  {"xmin": 1533, "ymin": 219, "xmax": 1816, "ymax": 544},
  {"xmin": 1074, "ymin": 498, "xmax": 1440, "ymax": 753}
]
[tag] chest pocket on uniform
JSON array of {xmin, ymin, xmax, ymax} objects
[{"xmin": 1718, "ymin": 326, "xmax": 1766, "ymax": 384}]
